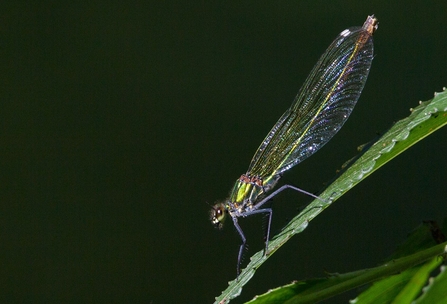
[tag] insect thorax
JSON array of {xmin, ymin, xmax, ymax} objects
[{"xmin": 226, "ymin": 174, "xmax": 279, "ymax": 215}]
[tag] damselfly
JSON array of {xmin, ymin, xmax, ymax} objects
[{"xmin": 210, "ymin": 15, "xmax": 378, "ymax": 276}]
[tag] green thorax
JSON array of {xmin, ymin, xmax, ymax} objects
[
  {"xmin": 228, "ymin": 180, "xmax": 261, "ymax": 209},
  {"xmin": 227, "ymin": 174, "xmax": 280, "ymax": 209}
]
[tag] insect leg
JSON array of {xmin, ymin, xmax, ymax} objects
[
  {"xmin": 242, "ymin": 208, "xmax": 273, "ymax": 255},
  {"xmin": 231, "ymin": 216, "xmax": 246, "ymax": 277},
  {"xmin": 253, "ymin": 184, "xmax": 328, "ymax": 211}
]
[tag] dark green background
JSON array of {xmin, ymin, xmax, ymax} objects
[{"xmin": 1, "ymin": 1, "xmax": 446, "ymax": 303}]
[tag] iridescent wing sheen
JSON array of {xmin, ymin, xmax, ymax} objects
[{"xmin": 247, "ymin": 25, "xmax": 375, "ymax": 183}]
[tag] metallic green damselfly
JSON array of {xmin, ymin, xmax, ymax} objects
[{"xmin": 210, "ymin": 15, "xmax": 378, "ymax": 276}]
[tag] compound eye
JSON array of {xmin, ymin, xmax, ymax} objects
[{"xmin": 210, "ymin": 203, "xmax": 226, "ymax": 229}]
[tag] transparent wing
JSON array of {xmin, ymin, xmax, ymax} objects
[{"xmin": 247, "ymin": 24, "xmax": 375, "ymax": 184}]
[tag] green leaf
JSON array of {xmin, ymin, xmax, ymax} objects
[
  {"xmin": 355, "ymin": 221, "xmax": 446, "ymax": 304},
  {"xmin": 414, "ymin": 264, "xmax": 447, "ymax": 304},
  {"xmin": 244, "ymin": 221, "xmax": 447, "ymax": 304},
  {"xmin": 244, "ymin": 244, "xmax": 445, "ymax": 304},
  {"xmin": 389, "ymin": 257, "xmax": 442, "ymax": 304},
  {"xmin": 214, "ymin": 89, "xmax": 447, "ymax": 304}
]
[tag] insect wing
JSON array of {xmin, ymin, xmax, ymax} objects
[{"xmin": 247, "ymin": 24, "xmax": 375, "ymax": 183}]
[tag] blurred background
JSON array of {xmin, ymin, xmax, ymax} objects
[{"xmin": 1, "ymin": 1, "xmax": 446, "ymax": 303}]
